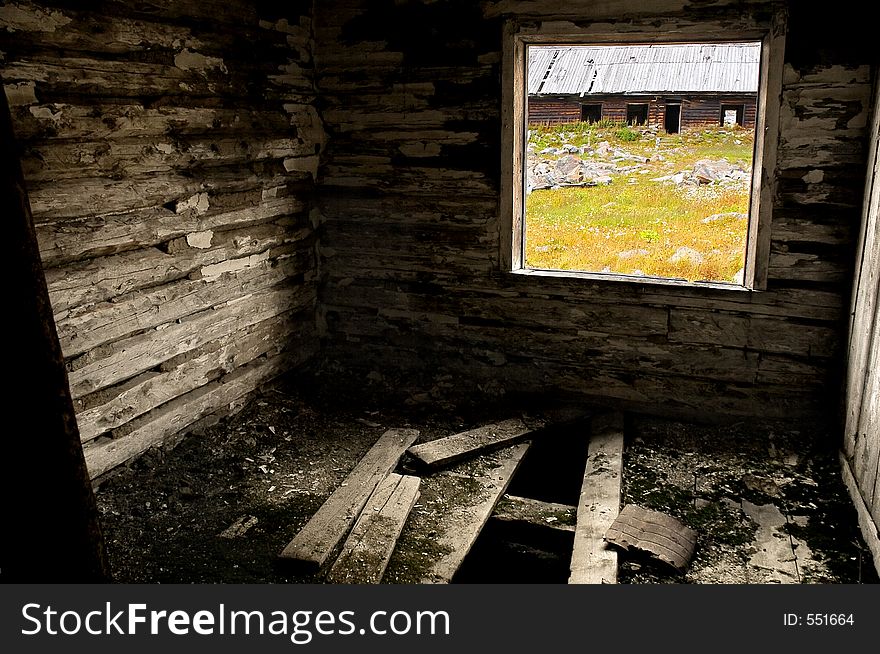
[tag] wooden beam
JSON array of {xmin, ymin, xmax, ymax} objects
[
  {"xmin": 326, "ymin": 473, "xmax": 421, "ymax": 584},
  {"xmin": 407, "ymin": 418, "xmax": 537, "ymax": 469},
  {"xmin": 569, "ymin": 412, "xmax": 625, "ymax": 585},
  {"xmin": 278, "ymin": 428, "xmax": 420, "ymax": 571},
  {"xmin": 409, "ymin": 442, "xmax": 531, "ymax": 584},
  {"xmin": 491, "ymin": 494, "xmax": 576, "ymax": 533},
  {"xmin": 840, "ymin": 452, "xmax": 880, "ymax": 577}
]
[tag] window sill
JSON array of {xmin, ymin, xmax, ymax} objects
[{"xmin": 507, "ymin": 267, "xmax": 758, "ymax": 293}]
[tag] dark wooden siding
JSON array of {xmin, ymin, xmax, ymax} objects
[
  {"xmin": 528, "ymin": 98, "xmax": 581, "ymax": 125},
  {"xmin": 682, "ymin": 96, "xmax": 758, "ymax": 129},
  {"xmin": 314, "ymin": 0, "xmax": 871, "ymax": 423},
  {"xmin": 0, "ymin": 0, "xmax": 324, "ymax": 479},
  {"xmin": 529, "ymin": 94, "xmax": 758, "ymax": 129}
]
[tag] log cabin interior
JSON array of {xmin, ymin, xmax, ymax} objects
[{"xmin": 2, "ymin": 0, "xmax": 878, "ymax": 584}]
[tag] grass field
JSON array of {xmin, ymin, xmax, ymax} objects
[{"xmin": 524, "ymin": 121, "xmax": 755, "ymax": 283}]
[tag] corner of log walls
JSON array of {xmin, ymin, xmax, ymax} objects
[{"xmin": 1, "ymin": 0, "xmax": 325, "ymax": 479}]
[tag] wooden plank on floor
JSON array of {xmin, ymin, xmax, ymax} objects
[
  {"xmin": 278, "ymin": 428, "xmax": 420, "ymax": 571},
  {"xmin": 569, "ymin": 412, "xmax": 625, "ymax": 585},
  {"xmin": 406, "ymin": 417, "xmax": 536, "ymax": 468},
  {"xmin": 385, "ymin": 441, "xmax": 531, "ymax": 584},
  {"xmin": 491, "ymin": 494, "xmax": 577, "ymax": 533},
  {"xmin": 326, "ymin": 473, "xmax": 421, "ymax": 584}
]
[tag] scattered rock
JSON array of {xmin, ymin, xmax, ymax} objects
[
  {"xmin": 701, "ymin": 212, "xmax": 748, "ymax": 224},
  {"xmin": 669, "ymin": 246, "xmax": 704, "ymax": 265},
  {"xmin": 744, "ymin": 474, "xmax": 783, "ymax": 498},
  {"xmin": 618, "ymin": 249, "xmax": 650, "ymax": 260},
  {"xmin": 527, "ymin": 153, "xmax": 617, "ymax": 191},
  {"xmin": 692, "ymin": 158, "xmax": 750, "ymax": 185}
]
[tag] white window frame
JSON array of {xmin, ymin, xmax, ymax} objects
[{"xmin": 500, "ymin": 14, "xmax": 786, "ymax": 290}]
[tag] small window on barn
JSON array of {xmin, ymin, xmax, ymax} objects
[
  {"xmin": 502, "ymin": 22, "xmax": 785, "ymax": 290},
  {"xmin": 626, "ymin": 103, "xmax": 649, "ymax": 125},
  {"xmin": 581, "ymin": 104, "xmax": 602, "ymax": 123},
  {"xmin": 721, "ymin": 104, "xmax": 746, "ymax": 127}
]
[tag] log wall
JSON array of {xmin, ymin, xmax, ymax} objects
[
  {"xmin": 314, "ymin": 0, "xmax": 872, "ymax": 422},
  {"xmin": 843, "ymin": 70, "xmax": 880, "ymax": 572},
  {"xmin": 1, "ymin": 0, "xmax": 325, "ymax": 479},
  {"xmin": 529, "ymin": 95, "xmax": 758, "ymax": 129}
]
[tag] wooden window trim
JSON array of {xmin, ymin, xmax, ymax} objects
[{"xmin": 500, "ymin": 12, "xmax": 787, "ymax": 291}]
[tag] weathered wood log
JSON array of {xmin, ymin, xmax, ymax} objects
[
  {"xmin": 844, "ymin": 73, "xmax": 880, "ymax": 530},
  {"xmin": 83, "ymin": 350, "xmax": 296, "ymax": 479},
  {"xmin": 0, "ymin": 2, "xmax": 310, "ymax": 61},
  {"xmin": 20, "ymin": 135, "xmax": 320, "ymax": 183},
  {"xmin": 37, "ymin": 196, "xmax": 308, "ymax": 268},
  {"xmin": 768, "ymin": 250, "xmax": 849, "ymax": 283},
  {"xmin": 279, "ymin": 428, "xmax": 421, "ymax": 571},
  {"xmin": 325, "ymin": 268, "xmax": 845, "ymax": 325},
  {"xmin": 336, "ymin": 309, "xmax": 776, "ymax": 385},
  {"xmin": 325, "ymin": 473, "xmax": 421, "ymax": 584},
  {"xmin": 481, "ymin": 0, "xmax": 775, "ymax": 21},
  {"xmin": 569, "ymin": 412, "xmax": 624, "ymax": 584},
  {"xmin": 67, "ymin": 285, "xmax": 315, "ymax": 399},
  {"xmin": 669, "ymin": 308, "xmax": 838, "ymax": 357},
  {"xmin": 1, "ymin": 0, "xmax": 313, "ymax": 33},
  {"xmin": 2, "ymin": 77, "xmax": 110, "ymax": 581},
  {"xmin": 45, "ymin": 223, "xmax": 310, "ymax": 314},
  {"xmin": 329, "ymin": 338, "xmax": 826, "ymax": 421},
  {"xmin": 57, "ymin": 250, "xmax": 311, "ymax": 357},
  {"xmin": 75, "ymin": 311, "xmax": 313, "ymax": 443},
  {"xmin": 27, "ymin": 170, "xmax": 305, "ymax": 220},
  {"xmin": 8, "ymin": 102, "xmax": 321, "ymax": 143},
  {"xmin": 839, "ymin": 453, "xmax": 880, "ymax": 575}
]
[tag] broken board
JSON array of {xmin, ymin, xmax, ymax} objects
[
  {"xmin": 326, "ymin": 473, "xmax": 421, "ymax": 584},
  {"xmin": 491, "ymin": 494, "xmax": 577, "ymax": 533},
  {"xmin": 278, "ymin": 427, "xmax": 419, "ymax": 571},
  {"xmin": 384, "ymin": 441, "xmax": 531, "ymax": 584},
  {"xmin": 406, "ymin": 417, "xmax": 536, "ymax": 468},
  {"xmin": 569, "ymin": 412, "xmax": 624, "ymax": 584}
]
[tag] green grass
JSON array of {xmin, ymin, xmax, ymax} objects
[{"xmin": 525, "ymin": 122, "xmax": 754, "ymax": 282}]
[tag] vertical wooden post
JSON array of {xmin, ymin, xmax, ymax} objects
[{"xmin": 1, "ymin": 80, "xmax": 111, "ymax": 582}]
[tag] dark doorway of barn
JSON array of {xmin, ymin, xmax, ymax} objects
[
  {"xmin": 721, "ymin": 103, "xmax": 745, "ymax": 126},
  {"xmin": 665, "ymin": 103, "xmax": 681, "ymax": 133},
  {"xmin": 581, "ymin": 103, "xmax": 602, "ymax": 123},
  {"xmin": 627, "ymin": 103, "xmax": 648, "ymax": 125}
]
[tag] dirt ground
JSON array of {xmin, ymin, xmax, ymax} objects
[{"xmin": 94, "ymin": 371, "xmax": 877, "ymax": 585}]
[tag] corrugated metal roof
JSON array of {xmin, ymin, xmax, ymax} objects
[{"xmin": 528, "ymin": 43, "xmax": 761, "ymax": 95}]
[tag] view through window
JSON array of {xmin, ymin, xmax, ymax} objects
[{"xmin": 524, "ymin": 42, "xmax": 762, "ymax": 284}]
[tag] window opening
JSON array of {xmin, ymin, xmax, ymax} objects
[{"xmin": 522, "ymin": 41, "xmax": 762, "ymax": 285}]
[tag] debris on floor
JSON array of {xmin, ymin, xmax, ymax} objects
[
  {"xmin": 218, "ymin": 515, "xmax": 258, "ymax": 539},
  {"xmin": 92, "ymin": 375, "xmax": 878, "ymax": 584},
  {"xmin": 604, "ymin": 504, "xmax": 697, "ymax": 572}
]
